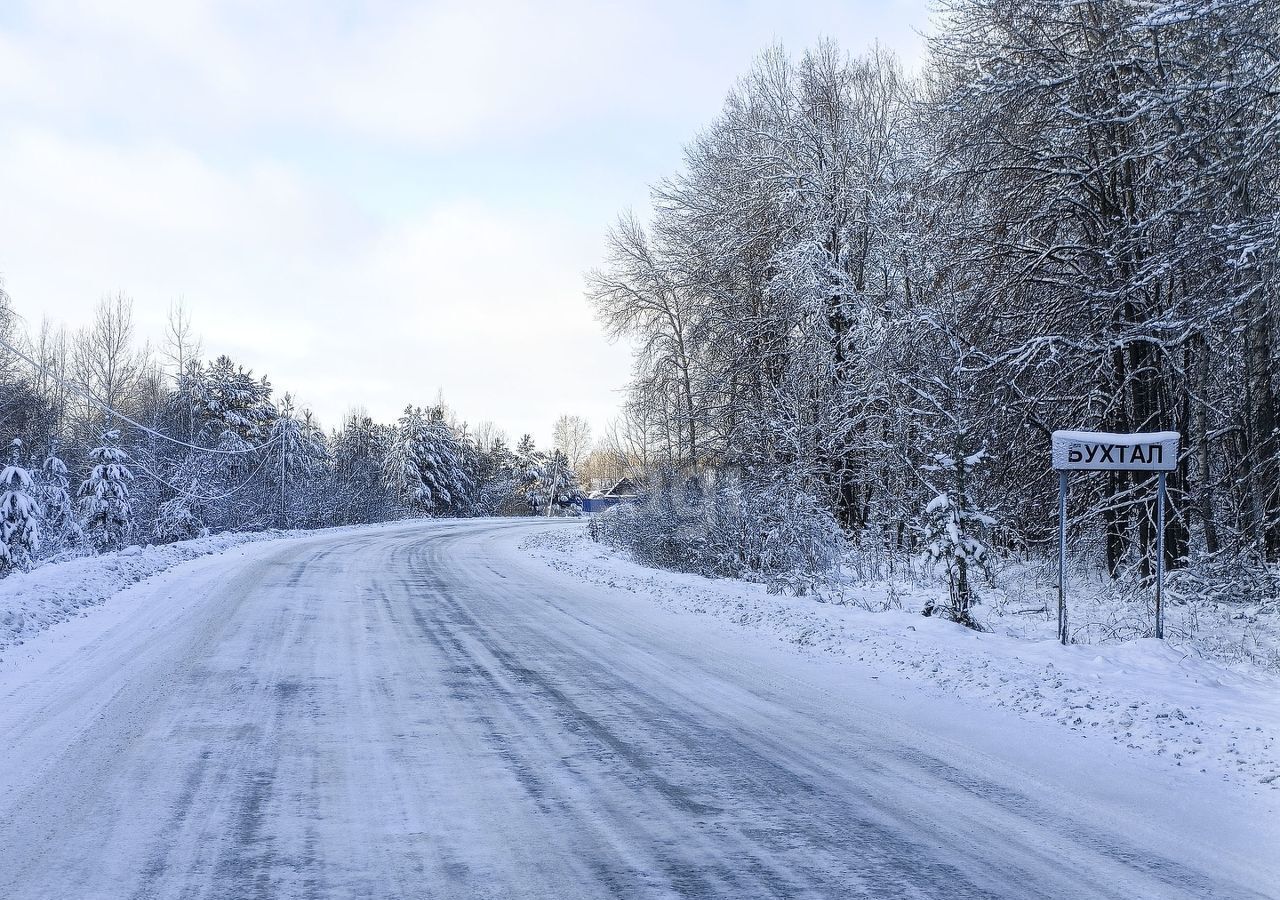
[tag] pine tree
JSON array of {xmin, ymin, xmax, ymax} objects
[
  {"xmin": 513, "ymin": 440, "xmax": 582, "ymax": 517},
  {"xmin": 151, "ymin": 450, "xmax": 221, "ymax": 542},
  {"xmin": 184, "ymin": 355, "xmax": 276, "ymax": 448},
  {"xmin": 382, "ymin": 405, "xmax": 470, "ymax": 516},
  {"xmin": 79, "ymin": 430, "xmax": 135, "ymax": 552},
  {"xmin": 332, "ymin": 413, "xmax": 392, "ymax": 524},
  {"xmin": 416, "ymin": 408, "xmax": 468, "ymax": 514},
  {"xmin": 514, "ymin": 437, "xmax": 549, "ymax": 514},
  {"xmin": 0, "ymin": 439, "xmax": 40, "ymax": 572},
  {"xmin": 474, "ymin": 435, "xmax": 518, "ymax": 515},
  {"xmin": 543, "ymin": 449, "xmax": 582, "ymax": 516},
  {"xmin": 383, "ymin": 406, "xmax": 431, "ymax": 510}
]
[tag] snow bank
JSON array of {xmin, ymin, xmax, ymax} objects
[{"xmin": 523, "ymin": 526, "xmax": 1280, "ymax": 791}]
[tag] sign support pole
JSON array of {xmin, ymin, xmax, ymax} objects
[
  {"xmin": 1057, "ymin": 470, "xmax": 1068, "ymax": 645},
  {"xmin": 1155, "ymin": 471, "xmax": 1166, "ymax": 640}
]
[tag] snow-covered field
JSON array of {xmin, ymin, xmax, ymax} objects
[{"xmin": 523, "ymin": 526, "xmax": 1280, "ymax": 792}]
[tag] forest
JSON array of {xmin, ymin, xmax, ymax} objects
[
  {"xmin": 587, "ymin": 0, "xmax": 1279, "ymax": 619},
  {"xmin": 0, "ymin": 292, "xmax": 595, "ymax": 571}
]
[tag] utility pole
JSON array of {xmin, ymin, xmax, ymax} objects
[{"xmin": 280, "ymin": 427, "xmax": 288, "ymax": 529}]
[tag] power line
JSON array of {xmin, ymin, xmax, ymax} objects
[
  {"xmin": 127, "ymin": 443, "xmax": 280, "ymax": 505},
  {"xmin": 0, "ymin": 333, "xmax": 269, "ymax": 455},
  {"xmin": 0, "ymin": 332, "xmax": 291, "ymax": 507}
]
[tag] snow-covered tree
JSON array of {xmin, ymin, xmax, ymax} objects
[
  {"xmin": 181, "ymin": 355, "xmax": 276, "ymax": 448},
  {"xmin": 516, "ymin": 442, "xmax": 581, "ymax": 516},
  {"xmin": 153, "ymin": 496, "xmax": 205, "ymax": 543},
  {"xmin": 382, "ymin": 406, "xmax": 470, "ymax": 516},
  {"xmin": 34, "ymin": 443, "xmax": 79, "ymax": 555},
  {"xmin": 331, "ymin": 412, "xmax": 395, "ymax": 525},
  {"xmin": 383, "ymin": 406, "xmax": 429, "ymax": 508},
  {"xmin": 421, "ymin": 411, "xmax": 471, "ymax": 516},
  {"xmin": 154, "ymin": 354, "xmax": 278, "ymax": 533},
  {"xmin": 268, "ymin": 394, "xmax": 328, "ymax": 527},
  {"xmin": 473, "ymin": 434, "xmax": 518, "ymax": 515},
  {"xmin": 552, "ymin": 414, "xmax": 592, "ymax": 474},
  {"xmin": 0, "ymin": 439, "xmax": 40, "ymax": 572},
  {"xmin": 919, "ymin": 450, "xmax": 994, "ymax": 627},
  {"xmin": 543, "ymin": 449, "xmax": 582, "ymax": 515},
  {"xmin": 79, "ymin": 430, "xmax": 134, "ymax": 552}
]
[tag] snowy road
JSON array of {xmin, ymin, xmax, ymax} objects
[{"xmin": 0, "ymin": 520, "xmax": 1273, "ymax": 899}]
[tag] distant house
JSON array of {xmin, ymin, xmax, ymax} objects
[{"xmin": 581, "ymin": 477, "xmax": 638, "ymax": 514}]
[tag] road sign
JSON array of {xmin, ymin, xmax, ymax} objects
[
  {"xmin": 1051, "ymin": 431, "xmax": 1179, "ymax": 472},
  {"xmin": 1051, "ymin": 430, "xmax": 1181, "ymax": 645}
]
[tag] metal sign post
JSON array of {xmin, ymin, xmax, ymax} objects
[
  {"xmin": 1057, "ymin": 470, "xmax": 1068, "ymax": 645},
  {"xmin": 1051, "ymin": 431, "xmax": 1180, "ymax": 645},
  {"xmin": 1156, "ymin": 471, "xmax": 1166, "ymax": 639}
]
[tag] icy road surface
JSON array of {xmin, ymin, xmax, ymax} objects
[{"xmin": 0, "ymin": 520, "xmax": 1273, "ymax": 899}]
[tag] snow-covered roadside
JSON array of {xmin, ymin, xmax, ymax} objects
[
  {"xmin": 522, "ymin": 526, "xmax": 1280, "ymax": 792},
  {"xmin": 0, "ymin": 521, "xmax": 413, "ymax": 657}
]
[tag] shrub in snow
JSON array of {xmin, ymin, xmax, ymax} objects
[
  {"xmin": 593, "ymin": 467, "xmax": 842, "ymax": 595},
  {"xmin": 79, "ymin": 431, "xmax": 135, "ymax": 552},
  {"xmin": 153, "ymin": 496, "xmax": 207, "ymax": 543},
  {"xmin": 918, "ymin": 449, "xmax": 994, "ymax": 628},
  {"xmin": 0, "ymin": 439, "xmax": 40, "ymax": 573},
  {"xmin": 747, "ymin": 475, "xmax": 845, "ymax": 594},
  {"xmin": 1166, "ymin": 554, "xmax": 1280, "ymax": 610}
]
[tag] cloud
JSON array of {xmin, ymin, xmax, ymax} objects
[
  {"xmin": 0, "ymin": 127, "xmax": 626, "ymax": 441},
  {"xmin": 2, "ymin": 0, "xmax": 929, "ymax": 149},
  {"xmin": 0, "ymin": 0, "xmax": 929, "ymax": 443}
]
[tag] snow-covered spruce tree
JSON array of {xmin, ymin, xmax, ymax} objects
[
  {"xmin": 448, "ymin": 427, "xmax": 484, "ymax": 517},
  {"xmin": 0, "ymin": 439, "xmax": 40, "ymax": 573},
  {"xmin": 919, "ymin": 449, "xmax": 994, "ymax": 628},
  {"xmin": 79, "ymin": 430, "xmax": 134, "ymax": 552},
  {"xmin": 164, "ymin": 354, "xmax": 276, "ymax": 532},
  {"xmin": 513, "ymin": 438, "xmax": 581, "ymax": 517},
  {"xmin": 34, "ymin": 443, "xmax": 80, "ymax": 556},
  {"xmin": 183, "ymin": 355, "xmax": 276, "ymax": 448},
  {"xmin": 150, "ymin": 448, "xmax": 223, "ymax": 543}
]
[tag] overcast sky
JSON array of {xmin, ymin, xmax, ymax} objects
[{"xmin": 0, "ymin": 0, "xmax": 929, "ymax": 446}]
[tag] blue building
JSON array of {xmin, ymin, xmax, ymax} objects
[{"xmin": 580, "ymin": 478, "xmax": 637, "ymax": 514}]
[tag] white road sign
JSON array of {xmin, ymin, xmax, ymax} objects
[{"xmin": 1051, "ymin": 430, "xmax": 1179, "ymax": 472}]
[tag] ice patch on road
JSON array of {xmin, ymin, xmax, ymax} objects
[{"xmin": 523, "ymin": 526, "xmax": 1280, "ymax": 792}]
